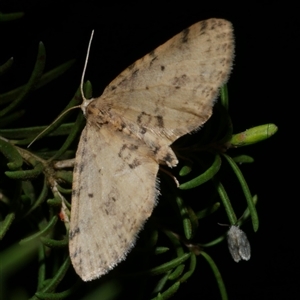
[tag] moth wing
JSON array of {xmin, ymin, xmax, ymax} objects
[
  {"xmin": 69, "ymin": 123, "xmax": 159, "ymax": 281},
  {"xmin": 227, "ymin": 236, "xmax": 242, "ymax": 263},
  {"xmin": 98, "ymin": 18, "xmax": 234, "ymax": 146},
  {"xmin": 237, "ymin": 228, "xmax": 251, "ymax": 261}
]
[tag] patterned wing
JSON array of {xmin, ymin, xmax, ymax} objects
[
  {"xmin": 94, "ymin": 19, "xmax": 234, "ymax": 160},
  {"xmin": 69, "ymin": 122, "xmax": 159, "ymax": 281}
]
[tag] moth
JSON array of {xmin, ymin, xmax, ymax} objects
[
  {"xmin": 227, "ymin": 225, "xmax": 251, "ymax": 262},
  {"xmin": 69, "ymin": 18, "xmax": 235, "ymax": 281}
]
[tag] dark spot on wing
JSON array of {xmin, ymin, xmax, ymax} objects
[
  {"xmin": 181, "ymin": 28, "xmax": 189, "ymax": 43},
  {"xmin": 140, "ymin": 127, "xmax": 147, "ymax": 134},
  {"xmin": 72, "ymin": 185, "xmax": 82, "ymax": 198},
  {"xmin": 107, "ymin": 190, "xmax": 119, "ymax": 203},
  {"xmin": 116, "ymin": 122, "xmax": 126, "ymax": 132},
  {"xmin": 129, "ymin": 219, "xmax": 138, "ymax": 232},
  {"xmin": 153, "ymin": 145, "xmax": 161, "ymax": 155},
  {"xmin": 88, "ymin": 193, "xmax": 94, "ymax": 198},
  {"xmin": 161, "ymin": 65, "xmax": 165, "ymax": 71},
  {"xmin": 127, "ymin": 144, "xmax": 138, "ymax": 151},
  {"xmin": 149, "ymin": 51, "xmax": 158, "ymax": 66},
  {"xmin": 118, "ymin": 77, "xmax": 128, "ymax": 87},
  {"xmin": 110, "ymin": 85, "xmax": 117, "ymax": 91},
  {"xmin": 150, "ymin": 56, "xmax": 158, "ymax": 66},
  {"xmin": 129, "ymin": 158, "xmax": 141, "ymax": 169},
  {"xmin": 156, "ymin": 115, "xmax": 164, "ymax": 127},
  {"xmin": 172, "ymin": 74, "xmax": 188, "ymax": 88},
  {"xmin": 71, "ymin": 247, "xmax": 82, "ymax": 260},
  {"xmin": 210, "ymin": 22, "xmax": 216, "ymax": 30},
  {"xmin": 69, "ymin": 227, "xmax": 80, "ymax": 240},
  {"xmin": 78, "ymin": 162, "xmax": 85, "ymax": 173},
  {"xmin": 96, "ymin": 120, "xmax": 107, "ymax": 128},
  {"xmin": 132, "ymin": 69, "xmax": 139, "ymax": 77},
  {"xmin": 200, "ymin": 20, "xmax": 208, "ymax": 32},
  {"xmin": 163, "ymin": 153, "xmax": 173, "ymax": 164}
]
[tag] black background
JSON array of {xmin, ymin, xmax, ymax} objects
[{"xmin": 0, "ymin": 1, "xmax": 296, "ymax": 299}]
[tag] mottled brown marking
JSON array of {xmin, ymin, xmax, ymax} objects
[
  {"xmin": 140, "ymin": 127, "xmax": 147, "ymax": 134},
  {"xmin": 163, "ymin": 153, "xmax": 173, "ymax": 164},
  {"xmin": 118, "ymin": 77, "xmax": 128, "ymax": 87},
  {"xmin": 152, "ymin": 145, "xmax": 161, "ymax": 155},
  {"xmin": 181, "ymin": 28, "xmax": 189, "ymax": 43},
  {"xmin": 72, "ymin": 247, "xmax": 81, "ymax": 259},
  {"xmin": 137, "ymin": 111, "xmax": 150, "ymax": 125},
  {"xmin": 107, "ymin": 189, "xmax": 119, "ymax": 202},
  {"xmin": 118, "ymin": 143, "xmax": 139, "ymax": 159},
  {"xmin": 79, "ymin": 163, "xmax": 84, "ymax": 173},
  {"xmin": 132, "ymin": 69, "xmax": 139, "ymax": 77},
  {"xmin": 118, "ymin": 122, "xmax": 126, "ymax": 131},
  {"xmin": 172, "ymin": 74, "xmax": 188, "ymax": 87},
  {"xmin": 129, "ymin": 219, "xmax": 138, "ymax": 232},
  {"xmin": 156, "ymin": 115, "xmax": 164, "ymax": 128},
  {"xmin": 150, "ymin": 56, "xmax": 158, "ymax": 66},
  {"xmin": 129, "ymin": 158, "xmax": 141, "ymax": 169},
  {"xmin": 200, "ymin": 20, "xmax": 208, "ymax": 31},
  {"xmin": 69, "ymin": 227, "xmax": 80, "ymax": 240}
]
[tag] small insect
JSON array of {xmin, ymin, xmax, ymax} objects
[{"xmin": 227, "ymin": 225, "xmax": 251, "ymax": 262}]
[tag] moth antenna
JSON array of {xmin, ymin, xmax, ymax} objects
[
  {"xmin": 218, "ymin": 211, "xmax": 250, "ymax": 228},
  {"xmin": 81, "ymin": 30, "xmax": 94, "ymax": 103},
  {"xmin": 218, "ymin": 222, "xmax": 230, "ymax": 227},
  {"xmin": 28, "ymin": 30, "xmax": 95, "ymax": 149}
]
